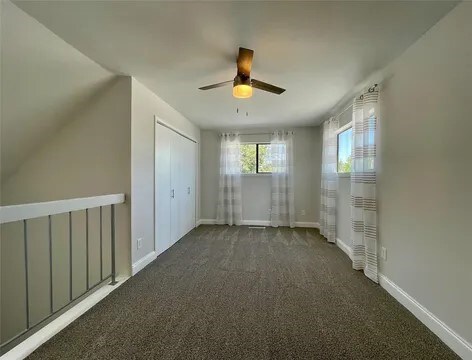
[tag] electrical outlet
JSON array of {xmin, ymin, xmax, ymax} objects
[
  {"xmin": 137, "ymin": 238, "xmax": 143, "ymax": 250},
  {"xmin": 380, "ymin": 247, "xmax": 387, "ymax": 260},
  {"xmin": 300, "ymin": 209, "xmax": 306, "ymax": 216}
]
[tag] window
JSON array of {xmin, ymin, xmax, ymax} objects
[
  {"xmin": 337, "ymin": 127, "xmax": 352, "ymax": 173},
  {"xmin": 240, "ymin": 143, "xmax": 273, "ymax": 174}
]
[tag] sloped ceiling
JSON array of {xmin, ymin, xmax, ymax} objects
[
  {"xmin": 14, "ymin": 1, "xmax": 458, "ymax": 129},
  {"xmin": 1, "ymin": 1, "xmax": 114, "ymax": 180}
]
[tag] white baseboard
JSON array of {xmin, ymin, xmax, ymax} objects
[
  {"xmin": 241, "ymin": 219, "xmax": 271, "ymax": 226},
  {"xmin": 294, "ymin": 222, "xmax": 320, "ymax": 228},
  {"xmin": 132, "ymin": 251, "xmax": 157, "ymax": 275},
  {"xmin": 197, "ymin": 219, "xmax": 319, "ymax": 228},
  {"xmin": 1, "ymin": 277, "xmax": 128, "ymax": 360},
  {"xmin": 379, "ymin": 274, "xmax": 472, "ymax": 359},
  {"xmin": 333, "ymin": 239, "xmax": 470, "ymax": 358},
  {"xmin": 336, "ymin": 238, "xmax": 353, "ymax": 260},
  {"xmin": 197, "ymin": 219, "xmax": 216, "ymax": 226}
]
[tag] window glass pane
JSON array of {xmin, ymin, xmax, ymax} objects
[
  {"xmin": 258, "ymin": 144, "xmax": 272, "ymax": 173},
  {"xmin": 337, "ymin": 128, "xmax": 352, "ymax": 173},
  {"xmin": 240, "ymin": 144, "xmax": 256, "ymax": 173}
]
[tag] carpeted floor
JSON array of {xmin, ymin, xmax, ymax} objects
[{"xmin": 28, "ymin": 225, "xmax": 458, "ymax": 359}]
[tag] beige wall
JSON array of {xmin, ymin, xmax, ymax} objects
[
  {"xmin": 1, "ymin": 1, "xmax": 132, "ymax": 344},
  {"xmin": 200, "ymin": 127, "xmax": 322, "ymax": 224},
  {"xmin": 131, "ymin": 78, "xmax": 200, "ymax": 267},
  {"xmin": 335, "ymin": 1, "xmax": 472, "ymax": 347},
  {"xmin": 378, "ymin": 1, "xmax": 472, "ymax": 345}
]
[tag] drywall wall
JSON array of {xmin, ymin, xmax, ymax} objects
[
  {"xmin": 0, "ymin": 1, "xmax": 132, "ymax": 344},
  {"xmin": 377, "ymin": 1, "xmax": 472, "ymax": 346},
  {"xmin": 334, "ymin": 2, "xmax": 472, "ymax": 352},
  {"xmin": 131, "ymin": 78, "xmax": 200, "ymax": 269},
  {"xmin": 200, "ymin": 127, "xmax": 321, "ymax": 225},
  {"xmin": 0, "ymin": 0, "xmax": 117, "ymax": 182}
]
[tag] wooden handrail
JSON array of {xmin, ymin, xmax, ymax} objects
[{"xmin": 0, "ymin": 194, "xmax": 125, "ymax": 224}]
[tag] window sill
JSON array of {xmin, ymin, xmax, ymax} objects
[
  {"xmin": 337, "ymin": 173, "xmax": 351, "ymax": 178},
  {"xmin": 242, "ymin": 173, "xmax": 272, "ymax": 177}
]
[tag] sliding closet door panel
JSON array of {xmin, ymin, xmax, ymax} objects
[
  {"xmin": 190, "ymin": 141, "xmax": 196, "ymax": 230},
  {"xmin": 177, "ymin": 135, "xmax": 190, "ymax": 240},
  {"xmin": 186, "ymin": 141, "xmax": 196, "ymax": 233},
  {"xmin": 182, "ymin": 138, "xmax": 192, "ymax": 236},
  {"xmin": 155, "ymin": 124, "xmax": 172, "ymax": 255},
  {"xmin": 178, "ymin": 138, "xmax": 196, "ymax": 236},
  {"xmin": 170, "ymin": 131, "xmax": 182, "ymax": 246}
]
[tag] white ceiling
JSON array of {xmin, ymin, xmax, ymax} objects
[{"xmin": 15, "ymin": 1, "xmax": 457, "ymax": 129}]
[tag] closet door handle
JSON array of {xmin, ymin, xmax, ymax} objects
[
  {"xmin": 187, "ymin": 187, "xmax": 190, "ymax": 194},
  {"xmin": 171, "ymin": 189, "xmax": 175, "ymax": 198}
]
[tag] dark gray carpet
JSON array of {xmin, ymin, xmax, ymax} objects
[{"xmin": 28, "ymin": 226, "xmax": 458, "ymax": 359}]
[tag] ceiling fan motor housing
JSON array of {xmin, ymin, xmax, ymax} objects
[{"xmin": 233, "ymin": 74, "xmax": 251, "ymax": 87}]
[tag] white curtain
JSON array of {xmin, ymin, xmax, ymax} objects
[
  {"xmin": 270, "ymin": 131, "xmax": 295, "ymax": 228},
  {"xmin": 351, "ymin": 89, "xmax": 379, "ymax": 283},
  {"xmin": 216, "ymin": 133, "xmax": 242, "ymax": 225},
  {"xmin": 320, "ymin": 117, "xmax": 339, "ymax": 243}
]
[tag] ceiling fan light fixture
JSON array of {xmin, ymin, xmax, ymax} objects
[
  {"xmin": 233, "ymin": 84, "xmax": 252, "ymax": 99},
  {"xmin": 199, "ymin": 47, "xmax": 285, "ymax": 97}
]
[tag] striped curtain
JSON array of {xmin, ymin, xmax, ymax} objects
[
  {"xmin": 351, "ymin": 89, "xmax": 379, "ymax": 283},
  {"xmin": 270, "ymin": 131, "xmax": 295, "ymax": 228},
  {"xmin": 320, "ymin": 117, "xmax": 338, "ymax": 243},
  {"xmin": 216, "ymin": 133, "xmax": 242, "ymax": 226}
]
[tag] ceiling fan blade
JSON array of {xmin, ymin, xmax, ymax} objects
[
  {"xmin": 198, "ymin": 80, "xmax": 233, "ymax": 90},
  {"xmin": 237, "ymin": 47, "xmax": 254, "ymax": 77},
  {"xmin": 251, "ymin": 79, "xmax": 286, "ymax": 95}
]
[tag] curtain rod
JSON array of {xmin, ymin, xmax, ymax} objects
[
  {"xmin": 333, "ymin": 83, "xmax": 378, "ymax": 120},
  {"xmin": 220, "ymin": 131, "xmax": 294, "ymax": 136},
  {"xmin": 334, "ymin": 103, "xmax": 353, "ymax": 120}
]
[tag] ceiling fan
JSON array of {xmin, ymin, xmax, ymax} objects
[{"xmin": 198, "ymin": 47, "xmax": 286, "ymax": 99}]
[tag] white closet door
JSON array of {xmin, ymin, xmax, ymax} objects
[
  {"xmin": 155, "ymin": 124, "xmax": 172, "ymax": 255},
  {"xmin": 156, "ymin": 122, "xmax": 197, "ymax": 253},
  {"xmin": 170, "ymin": 130, "xmax": 183, "ymax": 246},
  {"xmin": 181, "ymin": 140, "xmax": 193, "ymax": 235},
  {"xmin": 187, "ymin": 141, "xmax": 196, "ymax": 233}
]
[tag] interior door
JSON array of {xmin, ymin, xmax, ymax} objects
[
  {"xmin": 179, "ymin": 137, "xmax": 196, "ymax": 237},
  {"xmin": 155, "ymin": 123, "xmax": 172, "ymax": 255},
  {"xmin": 170, "ymin": 130, "xmax": 182, "ymax": 246},
  {"xmin": 187, "ymin": 141, "xmax": 196, "ymax": 232}
]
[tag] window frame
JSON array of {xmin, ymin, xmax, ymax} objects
[
  {"xmin": 240, "ymin": 142, "xmax": 272, "ymax": 175},
  {"xmin": 336, "ymin": 122, "xmax": 353, "ymax": 177}
]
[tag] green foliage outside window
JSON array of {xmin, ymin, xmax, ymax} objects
[
  {"xmin": 258, "ymin": 144, "xmax": 272, "ymax": 173},
  {"xmin": 338, "ymin": 155, "xmax": 352, "ymax": 173},
  {"xmin": 241, "ymin": 144, "xmax": 256, "ymax": 174},
  {"xmin": 240, "ymin": 143, "xmax": 273, "ymax": 173},
  {"xmin": 337, "ymin": 127, "xmax": 352, "ymax": 173}
]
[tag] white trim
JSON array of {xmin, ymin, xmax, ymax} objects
[
  {"xmin": 337, "ymin": 172, "xmax": 351, "ymax": 178},
  {"xmin": 379, "ymin": 274, "xmax": 472, "ymax": 359},
  {"xmin": 241, "ymin": 220, "xmax": 271, "ymax": 226},
  {"xmin": 335, "ymin": 121, "xmax": 352, "ymax": 135},
  {"xmin": 0, "ymin": 194, "xmax": 125, "ymax": 224},
  {"xmin": 294, "ymin": 222, "xmax": 320, "ymax": 228},
  {"xmin": 197, "ymin": 219, "xmax": 216, "ymax": 225},
  {"xmin": 1, "ymin": 277, "xmax": 128, "ymax": 360},
  {"xmin": 197, "ymin": 219, "xmax": 319, "ymax": 228},
  {"xmin": 336, "ymin": 238, "xmax": 353, "ymax": 260},
  {"xmin": 154, "ymin": 115, "xmax": 197, "ymax": 144},
  {"xmin": 241, "ymin": 173, "xmax": 271, "ymax": 177},
  {"xmin": 132, "ymin": 251, "xmax": 157, "ymax": 275}
]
